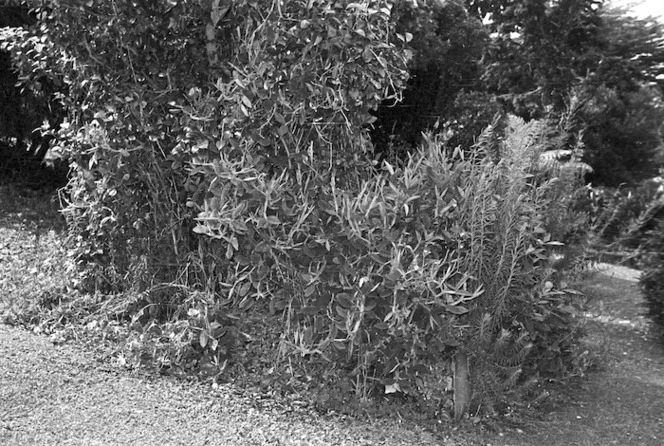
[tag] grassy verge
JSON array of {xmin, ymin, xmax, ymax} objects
[{"xmin": 490, "ymin": 266, "xmax": 664, "ymax": 446}]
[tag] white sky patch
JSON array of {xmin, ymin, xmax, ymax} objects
[
  {"xmin": 614, "ymin": 0, "xmax": 664, "ymax": 20},
  {"xmin": 613, "ymin": 1, "xmax": 664, "ymax": 80}
]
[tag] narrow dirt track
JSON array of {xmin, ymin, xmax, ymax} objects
[{"xmin": 494, "ymin": 264, "xmax": 664, "ymax": 446}]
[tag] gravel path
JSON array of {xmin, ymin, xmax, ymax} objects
[{"xmin": 0, "ymin": 323, "xmax": 454, "ymax": 446}]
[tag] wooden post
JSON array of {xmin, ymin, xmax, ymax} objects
[{"xmin": 453, "ymin": 351, "xmax": 471, "ymax": 421}]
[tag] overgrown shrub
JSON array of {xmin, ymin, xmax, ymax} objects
[
  {"xmin": 5, "ymin": 0, "xmax": 587, "ymax": 418},
  {"xmin": 449, "ymin": 116, "xmax": 586, "ymax": 410},
  {"xmin": 34, "ymin": 0, "xmax": 410, "ymax": 297},
  {"xmin": 186, "ymin": 116, "xmax": 584, "ymax": 411},
  {"xmin": 608, "ymin": 180, "xmax": 664, "ymax": 246}
]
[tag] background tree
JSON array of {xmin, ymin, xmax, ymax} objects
[
  {"xmin": 463, "ymin": 0, "xmax": 664, "ymax": 187},
  {"xmin": 0, "ymin": 1, "xmax": 35, "ymax": 150},
  {"xmin": 465, "ymin": 0, "xmax": 604, "ymax": 119},
  {"xmin": 578, "ymin": 6, "xmax": 664, "ymax": 186},
  {"xmin": 372, "ymin": 0, "xmax": 606, "ymax": 160},
  {"xmin": 371, "ymin": 0, "xmax": 487, "ymax": 158},
  {"xmin": 599, "ymin": 3, "xmax": 664, "ymax": 91},
  {"xmin": 0, "ymin": 0, "xmax": 66, "ymax": 186}
]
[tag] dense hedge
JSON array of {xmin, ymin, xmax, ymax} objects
[
  {"xmin": 2, "ymin": 0, "xmax": 587, "ymax": 417},
  {"xmin": 641, "ymin": 246, "xmax": 664, "ymax": 333},
  {"xmin": 635, "ymin": 200, "xmax": 664, "ymax": 333}
]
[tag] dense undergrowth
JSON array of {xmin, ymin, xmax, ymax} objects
[
  {"xmin": 639, "ymin": 220, "xmax": 664, "ymax": 332},
  {"xmin": 0, "ymin": 0, "xmax": 607, "ymax": 424},
  {"xmin": 0, "ymin": 119, "xmax": 592, "ymax": 424}
]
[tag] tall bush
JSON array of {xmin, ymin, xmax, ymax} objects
[
  {"xmin": 449, "ymin": 116, "xmax": 584, "ymax": 410},
  {"xmin": 11, "ymin": 0, "xmax": 408, "ymax": 296},
  {"xmin": 187, "ymin": 116, "xmax": 582, "ymax": 409},
  {"xmin": 7, "ymin": 0, "xmax": 585, "ymax": 417}
]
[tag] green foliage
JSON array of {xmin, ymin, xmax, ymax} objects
[
  {"xmin": 448, "ymin": 116, "xmax": 585, "ymax": 410},
  {"xmin": 187, "ymin": 121, "xmax": 487, "ymax": 402},
  {"xmin": 638, "ymin": 212, "xmax": 664, "ymax": 334},
  {"xmin": 593, "ymin": 179, "xmax": 664, "ymax": 247},
  {"xmin": 371, "ymin": 0, "xmax": 487, "ymax": 155},
  {"xmin": 368, "ymin": 0, "xmax": 664, "ymax": 191},
  {"xmin": 444, "ymin": 91, "xmax": 503, "ymax": 152},
  {"xmin": 0, "ymin": 1, "xmax": 66, "ymax": 154},
  {"xmin": 589, "ymin": 177, "xmax": 664, "ymax": 332},
  {"xmin": 0, "ymin": 185, "xmax": 73, "ymax": 326},
  {"xmin": 599, "ymin": 6, "xmax": 664, "ymax": 91},
  {"xmin": 579, "ymin": 84, "xmax": 664, "ymax": 187},
  {"xmin": 535, "ymin": 97, "xmax": 594, "ymax": 266},
  {"xmin": 467, "ymin": 0, "xmax": 604, "ymax": 118},
  {"xmin": 576, "ymin": 9, "xmax": 664, "ymax": 187},
  {"xmin": 15, "ymin": 0, "xmax": 405, "ymax": 296},
  {"xmin": 0, "ymin": 4, "xmax": 68, "ymax": 187},
  {"xmin": 463, "ymin": 0, "xmax": 664, "ymax": 187},
  {"xmin": 188, "ymin": 115, "xmax": 583, "ymax": 407},
  {"xmin": 7, "ymin": 0, "xmax": 589, "ymax": 417}
]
